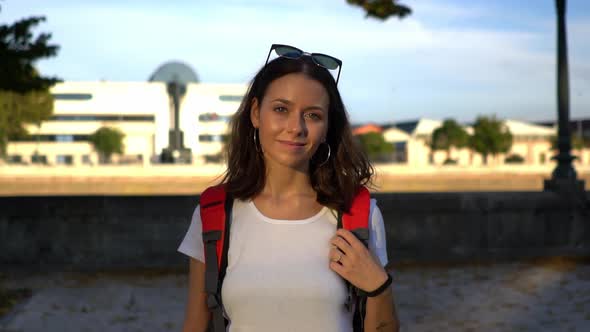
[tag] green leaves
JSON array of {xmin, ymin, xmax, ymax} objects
[
  {"xmin": 88, "ymin": 127, "xmax": 125, "ymax": 163},
  {"xmin": 0, "ymin": 90, "xmax": 54, "ymax": 155},
  {"xmin": 347, "ymin": 0, "xmax": 412, "ymax": 20},
  {"xmin": 0, "ymin": 16, "xmax": 61, "ymax": 93},
  {"xmin": 356, "ymin": 132, "xmax": 394, "ymax": 162},
  {"xmin": 0, "ymin": 15, "xmax": 60, "ymax": 157},
  {"xmin": 431, "ymin": 119, "xmax": 469, "ymax": 153},
  {"xmin": 470, "ymin": 116, "xmax": 513, "ymax": 164}
]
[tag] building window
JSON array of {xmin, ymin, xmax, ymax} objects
[
  {"xmin": 199, "ymin": 134, "xmax": 227, "ymax": 142},
  {"xmin": 13, "ymin": 134, "xmax": 90, "ymax": 142},
  {"xmin": 50, "ymin": 115, "xmax": 154, "ymax": 122},
  {"xmin": 31, "ymin": 154, "xmax": 48, "ymax": 164},
  {"xmin": 219, "ymin": 95, "xmax": 243, "ymax": 102},
  {"xmin": 56, "ymin": 155, "xmax": 73, "ymax": 165},
  {"xmin": 393, "ymin": 142, "xmax": 407, "ymax": 163},
  {"xmin": 52, "ymin": 93, "xmax": 93, "ymax": 100},
  {"xmin": 540, "ymin": 153, "xmax": 546, "ymax": 164},
  {"xmin": 7, "ymin": 155, "xmax": 23, "ymax": 164},
  {"xmin": 198, "ymin": 113, "xmax": 231, "ymax": 122},
  {"xmin": 82, "ymin": 155, "xmax": 92, "ymax": 165},
  {"xmin": 56, "ymin": 135, "xmax": 74, "ymax": 142}
]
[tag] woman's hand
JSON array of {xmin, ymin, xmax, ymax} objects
[{"xmin": 329, "ymin": 228, "xmax": 388, "ymax": 292}]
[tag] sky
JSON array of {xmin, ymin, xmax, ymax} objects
[{"xmin": 1, "ymin": 0, "xmax": 589, "ymax": 124}]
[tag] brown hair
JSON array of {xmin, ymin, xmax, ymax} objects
[{"xmin": 220, "ymin": 56, "xmax": 373, "ymax": 213}]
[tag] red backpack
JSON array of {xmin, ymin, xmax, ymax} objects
[{"xmin": 200, "ymin": 185, "xmax": 372, "ymax": 332}]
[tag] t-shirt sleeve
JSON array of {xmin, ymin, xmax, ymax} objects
[
  {"xmin": 177, "ymin": 205, "xmax": 205, "ymax": 263},
  {"xmin": 368, "ymin": 198, "xmax": 388, "ymax": 267}
]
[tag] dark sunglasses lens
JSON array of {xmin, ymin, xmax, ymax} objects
[
  {"xmin": 275, "ymin": 46, "xmax": 301, "ymax": 59},
  {"xmin": 313, "ymin": 55, "xmax": 339, "ymax": 70}
]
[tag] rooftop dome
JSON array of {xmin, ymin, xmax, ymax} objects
[{"xmin": 149, "ymin": 61, "xmax": 199, "ymax": 84}]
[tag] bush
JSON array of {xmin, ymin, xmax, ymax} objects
[
  {"xmin": 505, "ymin": 154, "xmax": 525, "ymax": 164},
  {"xmin": 356, "ymin": 132, "xmax": 394, "ymax": 161}
]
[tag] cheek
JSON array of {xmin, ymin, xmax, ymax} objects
[
  {"xmin": 312, "ymin": 120, "xmax": 329, "ymax": 141},
  {"xmin": 258, "ymin": 111, "xmax": 285, "ymax": 138}
]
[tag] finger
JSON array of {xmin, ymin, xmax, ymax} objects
[
  {"xmin": 329, "ymin": 247, "xmax": 347, "ymax": 264},
  {"xmin": 336, "ymin": 228, "xmax": 364, "ymax": 251},
  {"xmin": 329, "ymin": 260, "xmax": 347, "ymax": 277},
  {"xmin": 329, "ymin": 248, "xmax": 343, "ymax": 263},
  {"xmin": 330, "ymin": 236, "xmax": 353, "ymax": 255}
]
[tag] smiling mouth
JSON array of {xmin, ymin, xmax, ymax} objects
[{"xmin": 278, "ymin": 140, "xmax": 306, "ymax": 147}]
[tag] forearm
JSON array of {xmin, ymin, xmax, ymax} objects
[{"xmin": 363, "ymin": 286, "xmax": 400, "ymax": 332}]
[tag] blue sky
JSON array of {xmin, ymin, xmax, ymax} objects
[{"xmin": 1, "ymin": 0, "xmax": 589, "ymax": 124}]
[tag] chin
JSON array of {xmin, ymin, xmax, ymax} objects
[{"xmin": 270, "ymin": 154, "xmax": 311, "ymax": 171}]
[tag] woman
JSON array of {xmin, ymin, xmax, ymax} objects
[{"xmin": 179, "ymin": 44, "xmax": 399, "ymax": 332}]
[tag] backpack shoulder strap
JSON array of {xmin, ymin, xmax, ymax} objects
[
  {"xmin": 201, "ymin": 185, "xmax": 228, "ymax": 269},
  {"xmin": 200, "ymin": 184, "xmax": 233, "ymax": 332},
  {"xmin": 336, "ymin": 186, "xmax": 371, "ymax": 332},
  {"xmin": 337, "ymin": 186, "xmax": 371, "ymax": 246}
]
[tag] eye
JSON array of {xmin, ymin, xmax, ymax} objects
[
  {"xmin": 305, "ymin": 112, "xmax": 322, "ymax": 121},
  {"xmin": 274, "ymin": 106, "xmax": 288, "ymax": 113}
]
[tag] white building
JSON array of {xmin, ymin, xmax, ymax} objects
[
  {"xmin": 6, "ymin": 61, "xmax": 247, "ymax": 165},
  {"xmin": 381, "ymin": 118, "xmax": 590, "ymax": 167}
]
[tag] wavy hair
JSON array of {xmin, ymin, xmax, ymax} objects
[{"xmin": 220, "ymin": 56, "xmax": 373, "ymax": 213}]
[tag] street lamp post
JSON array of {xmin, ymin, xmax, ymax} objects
[{"xmin": 544, "ymin": 0, "xmax": 585, "ymax": 193}]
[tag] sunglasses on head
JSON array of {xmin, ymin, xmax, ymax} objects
[{"xmin": 264, "ymin": 44, "xmax": 343, "ymax": 85}]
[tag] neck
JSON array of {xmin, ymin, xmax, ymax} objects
[{"xmin": 262, "ymin": 159, "xmax": 315, "ymax": 200}]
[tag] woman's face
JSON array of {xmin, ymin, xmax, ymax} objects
[{"xmin": 251, "ymin": 73, "xmax": 329, "ymax": 172}]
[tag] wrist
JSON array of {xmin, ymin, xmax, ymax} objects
[{"xmin": 365, "ymin": 272, "xmax": 392, "ymax": 298}]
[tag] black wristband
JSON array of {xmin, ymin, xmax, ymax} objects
[{"xmin": 365, "ymin": 273, "xmax": 393, "ymax": 297}]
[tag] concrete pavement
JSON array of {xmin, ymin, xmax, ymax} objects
[{"xmin": 1, "ymin": 259, "xmax": 589, "ymax": 331}]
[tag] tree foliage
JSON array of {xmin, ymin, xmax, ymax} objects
[
  {"xmin": 89, "ymin": 127, "xmax": 125, "ymax": 163},
  {"xmin": 469, "ymin": 116, "xmax": 513, "ymax": 164},
  {"xmin": 505, "ymin": 154, "xmax": 525, "ymax": 164},
  {"xmin": 0, "ymin": 16, "xmax": 60, "ymax": 92},
  {"xmin": 347, "ymin": 0, "xmax": 412, "ymax": 20},
  {"xmin": 356, "ymin": 132, "xmax": 394, "ymax": 162},
  {"xmin": 431, "ymin": 119, "xmax": 469, "ymax": 160},
  {"xmin": 0, "ymin": 16, "xmax": 60, "ymax": 157},
  {"xmin": 0, "ymin": 90, "xmax": 54, "ymax": 155}
]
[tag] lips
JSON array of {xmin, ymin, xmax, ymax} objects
[
  {"xmin": 278, "ymin": 140, "xmax": 306, "ymax": 146},
  {"xmin": 278, "ymin": 140, "xmax": 307, "ymax": 151}
]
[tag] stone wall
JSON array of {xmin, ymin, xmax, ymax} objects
[{"xmin": 1, "ymin": 192, "xmax": 588, "ymax": 270}]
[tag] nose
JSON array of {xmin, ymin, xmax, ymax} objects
[{"xmin": 286, "ymin": 111, "xmax": 307, "ymax": 136}]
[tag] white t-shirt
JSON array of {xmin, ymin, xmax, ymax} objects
[{"xmin": 178, "ymin": 198, "xmax": 388, "ymax": 332}]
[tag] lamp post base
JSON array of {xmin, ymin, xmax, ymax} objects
[{"xmin": 544, "ymin": 178, "xmax": 585, "ymax": 193}]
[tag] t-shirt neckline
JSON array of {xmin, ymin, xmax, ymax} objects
[{"xmin": 248, "ymin": 200, "xmax": 328, "ymax": 225}]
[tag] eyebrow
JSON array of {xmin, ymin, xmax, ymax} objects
[{"xmin": 271, "ymin": 98, "xmax": 326, "ymax": 112}]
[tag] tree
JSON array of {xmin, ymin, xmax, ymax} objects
[
  {"xmin": 0, "ymin": 90, "xmax": 54, "ymax": 155},
  {"xmin": 505, "ymin": 154, "xmax": 525, "ymax": 164},
  {"xmin": 431, "ymin": 119, "xmax": 469, "ymax": 162},
  {"xmin": 356, "ymin": 132, "xmax": 394, "ymax": 162},
  {"xmin": 346, "ymin": 0, "xmax": 411, "ymax": 19},
  {"xmin": 0, "ymin": 17, "xmax": 60, "ymax": 92},
  {"xmin": 0, "ymin": 16, "xmax": 60, "ymax": 157},
  {"xmin": 89, "ymin": 127, "xmax": 125, "ymax": 164},
  {"xmin": 469, "ymin": 116, "xmax": 513, "ymax": 165}
]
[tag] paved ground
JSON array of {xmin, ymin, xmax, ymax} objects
[
  {"xmin": 4, "ymin": 170, "xmax": 590, "ymax": 195},
  {"xmin": 1, "ymin": 259, "xmax": 590, "ymax": 332}
]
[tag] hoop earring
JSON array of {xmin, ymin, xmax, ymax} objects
[
  {"xmin": 253, "ymin": 128, "xmax": 261, "ymax": 153},
  {"xmin": 317, "ymin": 142, "xmax": 331, "ymax": 167}
]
